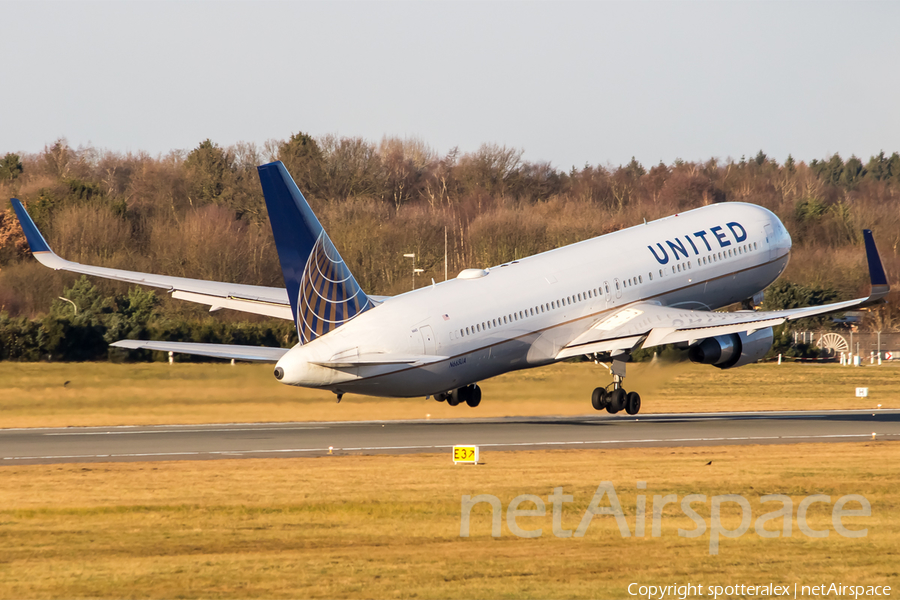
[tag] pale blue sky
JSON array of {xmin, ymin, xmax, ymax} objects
[{"xmin": 2, "ymin": 1, "xmax": 898, "ymax": 170}]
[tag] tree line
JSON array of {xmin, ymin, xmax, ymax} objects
[{"xmin": 0, "ymin": 135, "xmax": 899, "ymax": 360}]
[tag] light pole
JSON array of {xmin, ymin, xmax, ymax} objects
[
  {"xmin": 58, "ymin": 296, "xmax": 77, "ymax": 316},
  {"xmin": 403, "ymin": 253, "xmax": 424, "ymax": 290}
]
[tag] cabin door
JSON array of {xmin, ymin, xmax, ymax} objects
[{"xmin": 419, "ymin": 325, "xmax": 436, "ymax": 355}]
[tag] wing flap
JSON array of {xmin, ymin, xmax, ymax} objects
[
  {"xmin": 109, "ymin": 340, "xmax": 289, "ymax": 362},
  {"xmin": 171, "ymin": 290, "xmax": 294, "ymax": 320},
  {"xmin": 643, "ymin": 318, "xmax": 787, "ymax": 347},
  {"xmin": 555, "ymin": 336, "xmax": 645, "ymax": 360}
]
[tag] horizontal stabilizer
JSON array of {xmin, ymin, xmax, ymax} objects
[{"xmin": 110, "ymin": 340, "xmax": 289, "ymax": 362}]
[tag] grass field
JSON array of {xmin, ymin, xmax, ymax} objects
[
  {"xmin": 0, "ymin": 443, "xmax": 897, "ymax": 598},
  {"xmin": 0, "ymin": 361, "xmax": 897, "ymax": 428}
]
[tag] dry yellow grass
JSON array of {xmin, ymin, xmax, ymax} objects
[
  {"xmin": 0, "ymin": 361, "xmax": 897, "ymax": 428},
  {"xmin": 0, "ymin": 443, "xmax": 897, "ymax": 598}
]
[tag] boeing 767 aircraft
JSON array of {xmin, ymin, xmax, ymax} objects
[{"xmin": 10, "ymin": 162, "xmax": 890, "ymax": 415}]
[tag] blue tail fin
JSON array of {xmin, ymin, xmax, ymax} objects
[{"xmin": 257, "ymin": 161, "xmax": 370, "ymax": 343}]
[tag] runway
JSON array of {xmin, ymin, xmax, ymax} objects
[
  {"xmin": 0, "ymin": 410, "xmax": 900, "ymax": 466},
  {"xmin": 2, "ymin": 409, "xmax": 899, "ymax": 465}
]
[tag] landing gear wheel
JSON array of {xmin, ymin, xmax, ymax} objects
[
  {"xmin": 625, "ymin": 391, "xmax": 641, "ymax": 415},
  {"xmin": 447, "ymin": 390, "xmax": 462, "ymax": 407},
  {"xmin": 465, "ymin": 385, "xmax": 482, "ymax": 408},
  {"xmin": 591, "ymin": 387, "xmax": 608, "ymax": 411},
  {"xmin": 606, "ymin": 388, "xmax": 625, "ymax": 414}
]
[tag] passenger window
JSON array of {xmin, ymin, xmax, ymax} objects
[
  {"xmin": 649, "ymin": 272, "xmax": 653, "ymax": 281},
  {"xmin": 639, "ymin": 275, "xmax": 642, "ymax": 283}
]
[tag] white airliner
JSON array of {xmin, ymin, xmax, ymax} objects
[{"xmin": 11, "ymin": 162, "xmax": 890, "ymax": 415}]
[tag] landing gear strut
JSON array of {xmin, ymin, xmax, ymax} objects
[
  {"xmin": 435, "ymin": 384, "xmax": 482, "ymax": 408},
  {"xmin": 590, "ymin": 355, "xmax": 641, "ymax": 415}
]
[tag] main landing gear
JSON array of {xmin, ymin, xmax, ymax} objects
[
  {"xmin": 434, "ymin": 384, "xmax": 482, "ymax": 408},
  {"xmin": 590, "ymin": 356, "xmax": 641, "ymax": 415}
]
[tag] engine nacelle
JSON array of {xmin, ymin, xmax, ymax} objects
[{"xmin": 688, "ymin": 328, "xmax": 774, "ymax": 370}]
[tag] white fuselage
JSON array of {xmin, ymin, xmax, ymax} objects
[{"xmin": 275, "ymin": 202, "xmax": 792, "ymax": 397}]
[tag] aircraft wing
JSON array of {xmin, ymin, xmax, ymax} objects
[
  {"xmin": 11, "ymin": 198, "xmax": 296, "ymax": 320},
  {"xmin": 109, "ymin": 340, "xmax": 290, "ymax": 362},
  {"xmin": 557, "ymin": 229, "xmax": 890, "ymax": 359}
]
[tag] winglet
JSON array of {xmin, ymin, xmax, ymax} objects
[
  {"xmin": 10, "ymin": 199, "xmax": 52, "ymax": 254},
  {"xmin": 863, "ymin": 229, "xmax": 890, "ymax": 301}
]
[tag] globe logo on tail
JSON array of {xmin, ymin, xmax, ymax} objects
[{"xmin": 297, "ymin": 231, "xmax": 370, "ymax": 344}]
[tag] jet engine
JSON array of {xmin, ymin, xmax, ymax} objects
[{"xmin": 688, "ymin": 328, "xmax": 774, "ymax": 370}]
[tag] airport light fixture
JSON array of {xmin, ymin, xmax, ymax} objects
[{"xmin": 403, "ymin": 253, "xmax": 424, "ymax": 290}]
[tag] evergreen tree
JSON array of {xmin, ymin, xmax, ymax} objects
[
  {"xmin": 624, "ymin": 156, "xmax": 645, "ymax": 179},
  {"xmin": 277, "ymin": 131, "xmax": 325, "ymax": 197},
  {"xmin": 184, "ymin": 139, "xmax": 234, "ymax": 206},
  {"xmin": 841, "ymin": 155, "xmax": 865, "ymax": 189},
  {"xmin": 0, "ymin": 153, "xmax": 23, "ymax": 180},
  {"xmin": 784, "ymin": 154, "xmax": 795, "ymax": 174},
  {"xmin": 865, "ymin": 151, "xmax": 887, "ymax": 181}
]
